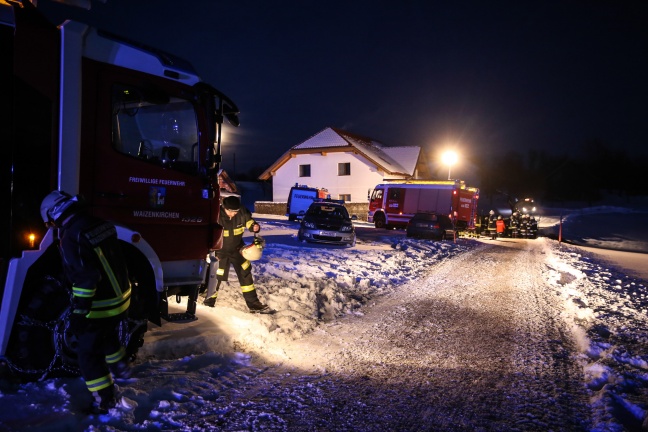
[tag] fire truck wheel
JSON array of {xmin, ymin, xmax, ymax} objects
[
  {"xmin": 5, "ymin": 245, "xmax": 72, "ymax": 379},
  {"xmin": 374, "ymin": 214, "xmax": 386, "ymax": 229},
  {"xmin": 120, "ymin": 242, "xmax": 158, "ymax": 356},
  {"xmin": 58, "ymin": 307, "xmax": 81, "ymax": 372}
]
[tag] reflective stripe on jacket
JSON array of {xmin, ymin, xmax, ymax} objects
[
  {"xmin": 60, "ymin": 212, "xmax": 131, "ymax": 319},
  {"xmin": 218, "ymin": 205, "xmax": 257, "ymax": 254}
]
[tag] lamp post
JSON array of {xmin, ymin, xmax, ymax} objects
[{"xmin": 441, "ymin": 150, "xmax": 458, "ymax": 180}]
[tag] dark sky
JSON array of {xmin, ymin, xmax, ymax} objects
[{"xmin": 40, "ymin": 0, "xmax": 648, "ymax": 177}]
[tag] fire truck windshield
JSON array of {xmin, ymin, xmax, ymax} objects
[{"xmin": 112, "ymin": 84, "xmax": 200, "ymax": 174}]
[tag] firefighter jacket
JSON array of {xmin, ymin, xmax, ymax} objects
[
  {"xmin": 58, "ymin": 211, "xmax": 131, "ymax": 319},
  {"xmin": 218, "ymin": 205, "xmax": 257, "ymax": 256},
  {"xmin": 496, "ymin": 219, "xmax": 506, "ymax": 234},
  {"xmin": 487, "ymin": 215, "xmax": 497, "ymax": 230}
]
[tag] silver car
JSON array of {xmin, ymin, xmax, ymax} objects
[{"xmin": 297, "ymin": 201, "xmax": 356, "ymax": 247}]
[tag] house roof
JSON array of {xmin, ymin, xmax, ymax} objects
[
  {"xmin": 218, "ymin": 169, "xmax": 238, "ymax": 193},
  {"xmin": 258, "ymin": 127, "xmax": 422, "ymax": 180}
]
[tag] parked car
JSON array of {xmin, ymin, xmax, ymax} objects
[
  {"xmin": 406, "ymin": 212, "xmax": 455, "ymax": 240},
  {"xmin": 298, "ymin": 201, "xmax": 356, "ymax": 247}
]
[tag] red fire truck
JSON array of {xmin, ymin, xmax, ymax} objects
[
  {"xmin": 0, "ymin": 1, "xmax": 239, "ymax": 380},
  {"xmin": 368, "ymin": 180, "xmax": 479, "ymax": 231}
]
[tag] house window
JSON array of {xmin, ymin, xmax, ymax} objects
[
  {"xmin": 338, "ymin": 162, "xmax": 351, "ymax": 176},
  {"xmin": 299, "ymin": 164, "xmax": 311, "ymax": 177},
  {"xmin": 339, "ymin": 194, "xmax": 351, "ymax": 202}
]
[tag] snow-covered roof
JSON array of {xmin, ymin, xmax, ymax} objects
[{"xmin": 259, "ymin": 127, "xmax": 422, "ymax": 179}]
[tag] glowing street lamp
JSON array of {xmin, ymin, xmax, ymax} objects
[{"xmin": 441, "ymin": 150, "xmax": 458, "ymax": 180}]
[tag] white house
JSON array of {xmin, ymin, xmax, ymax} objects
[{"xmin": 258, "ymin": 127, "xmax": 432, "ymax": 202}]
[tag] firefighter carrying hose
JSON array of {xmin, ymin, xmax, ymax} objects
[
  {"xmin": 203, "ymin": 196, "xmax": 273, "ymax": 314},
  {"xmin": 40, "ymin": 191, "xmax": 131, "ymax": 414}
]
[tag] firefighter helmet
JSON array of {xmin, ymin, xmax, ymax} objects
[
  {"xmin": 240, "ymin": 236, "xmax": 265, "ymax": 261},
  {"xmin": 222, "ymin": 195, "xmax": 241, "ymax": 211},
  {"xmin": 40, "ymin": 190, "xmax": 77, "ymax": 224},
  {"xmin": 489, "ymin": 210, "xmax": 495, "ymax": 215}
]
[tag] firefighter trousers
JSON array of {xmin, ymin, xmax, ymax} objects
[
  {"xmin": 210, "ymin": 253, "xmax": 263, "ymax": 308},
  {"xmin": 76, "ymin": 315, "xmax": 127, "ymax": 396}
]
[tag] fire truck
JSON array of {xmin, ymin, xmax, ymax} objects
[
  {"xmin": 368, "ymin": 180, "xmax": 479, "ymax": 231},
  {"xmin": 0, "ymin": 1, "xmax": 239, "ymax": 380}
]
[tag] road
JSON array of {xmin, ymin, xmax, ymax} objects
[{"xmin": 252, "ymin": 238, "xmax": 593, "ymax": 431}]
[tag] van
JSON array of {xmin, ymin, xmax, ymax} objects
[{"xmin": 286, "ymin": 184, "xmax": 328, "ymax": 221}]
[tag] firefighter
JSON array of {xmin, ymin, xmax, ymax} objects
[
  {"xmin": 519, "ymin": 214, "xmax": 530, "ymax": 238},
  {"xmin": 40, "ymin": 190, "xmax": 131, "ymax": 414},
  {"xmin": 487, "ymin": 210, "xmax": 498, "ymax": 240},
  {"xmin": 203, "ymin": 196, "xmax": 273, "ymax": 313},
  {"xmin": 509, "ymin": 211, "xmax": 520, "ymax": 238},
  {"xmin": 528, "ymin": 216, "xmax": 538, "ymax": 239},
  {"xmin": 496, "ymin": 215, "xmax": 506, "ymax": 238}
]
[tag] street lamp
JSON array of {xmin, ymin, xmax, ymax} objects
[{"xmin": 441, "ymin": 150, "xmax": 458, "ymax": 180}]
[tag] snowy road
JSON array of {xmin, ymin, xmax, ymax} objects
[{"xmin": 262, "ymin": 239, "xmax": 592, "ymax": 430}]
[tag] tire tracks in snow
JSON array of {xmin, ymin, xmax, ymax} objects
[{"xmin": 270, "ymin": 239, "xmax": 593, "ymax": 431}]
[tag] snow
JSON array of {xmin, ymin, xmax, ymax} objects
[{"xmin": 1, "ymin": 207, "xmax": 647, "ymax": 431}]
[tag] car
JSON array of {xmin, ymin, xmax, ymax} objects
[
  {"xmin": 298, "ymin": 201, "xmax": 356, "ymax": 247},
  {"xmin": 406, "ymin": 212, "xmax": 455, "ymax": 240}
]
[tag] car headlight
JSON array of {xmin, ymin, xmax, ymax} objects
[
  {"xmin": 303, "ymin": 221, "xmax": 316, "ymax": 229},
  {"xmin": 340, "ymin": 225, "xmax": 353, "ymax": 232}
]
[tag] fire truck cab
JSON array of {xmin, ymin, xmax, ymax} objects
[{"xmin": 0, "ymin": 1, "xmax": 238, "ymax": 380}]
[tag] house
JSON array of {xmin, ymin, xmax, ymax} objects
[{"xmin": 258, "ymin": 127, "xmax": 431, "ymax": 202}]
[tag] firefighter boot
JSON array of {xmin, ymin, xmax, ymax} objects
[
  {"xmin": 109, "ymin": 359, "xmax": 131, "ymax": 380},
  {"xmin": 203, "ymin": 295, "xmax": 217, "ymax": 308},
  {"xmin": 243, "ymin": 290, "xmax": 274, "ymax": 314},
  {"xmin": 91, "ymin": 385, "xmax": 116, "ymax": 414}
]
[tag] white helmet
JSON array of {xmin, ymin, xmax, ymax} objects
[
  {"xmin": 40, "ymin": 190, "xmax": 78, "ymax": 224},
  {"xmin": 240, "ymin": 236, "xmax": 265, "ymax": 261}
]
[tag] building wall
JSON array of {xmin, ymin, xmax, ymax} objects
[{"xmin": 272, "ymin": 151, "xmax": 389, "ymax": 202}]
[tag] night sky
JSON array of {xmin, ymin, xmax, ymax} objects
[{"xmin": 40, "ymin": 0, "xmax": 648, "ymax": 178}]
